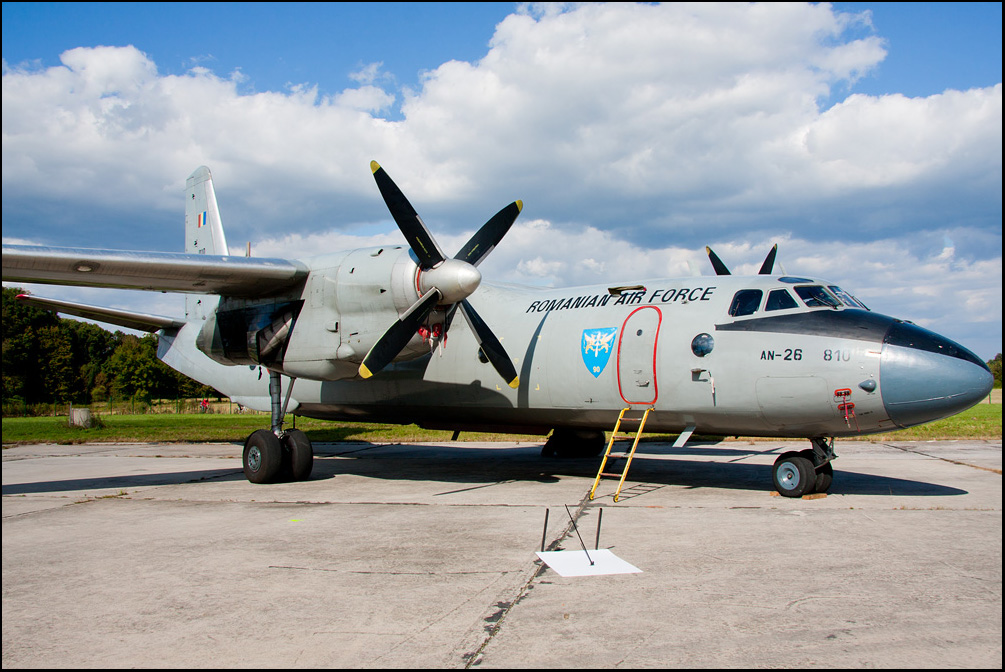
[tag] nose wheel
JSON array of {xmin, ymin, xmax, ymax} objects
[{"xmin": 772, "ymin": 438, "xmax": 835, "ymax": 497}]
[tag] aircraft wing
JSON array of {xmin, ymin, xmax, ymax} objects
[
  {"xmin": 1, "ymin": 245, "xmax": 308, "ymax": 297},
  {"xmin": 15, "ymin": 294, "xmax": 186, "ymax": 333}
]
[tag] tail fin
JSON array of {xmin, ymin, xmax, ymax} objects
[
  {"xmin": 185, "ymin": 166, "xmax": 228, "ymax": 321},
  {"xmin": 185, "ymin": 166, "xmax": 229, "ymax": 256}
]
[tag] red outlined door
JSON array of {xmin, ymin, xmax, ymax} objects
[{"xmin": 617, "ymin": 306, "xmax": 661, "ymax": 405}]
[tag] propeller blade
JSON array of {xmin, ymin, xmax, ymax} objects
[
  {"xmin": 459, "ymin": 299, "xmax": 519, "ymax": 389},
  {"xmin": 455, "ymin": 201, "xmax": 523, "ymax": 267},
  {"xmin": 370, "ymin": 161, "xmax": 445, "ymax": 268},
  {"xmin": 359, "ymin": 289, "xmax": 442, "ymax": 379},
  {"xmin": 758, "ymin": 244, "xmax": 778, "ymax": 275},
  {"xmin": 706, "ymin": 246, "xmax": 731, "ymax": 276}
]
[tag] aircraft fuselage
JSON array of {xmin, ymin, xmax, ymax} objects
[{"xmin": 160, "ymin": 248, "xmax": 992, "ymax": 441}]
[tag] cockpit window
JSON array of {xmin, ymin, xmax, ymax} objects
[
  {"xmin": 765, "ymin": 289, "xmax": 799, "ymax": 311},
  {"xmin": 828, "ymin": 285, "xmax": 869, "ymax": 310},
  {"xmin": 794, "ymin": 285, "xmax": 841, "ymax": 309},
  {"xmin": 728, "ymin": 289, "xmax": 763, "ymax": 317}
]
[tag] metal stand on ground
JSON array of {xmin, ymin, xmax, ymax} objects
[
  {"xmin": 535, "ymin": 506, "xmax": 639, "ymax": 577},
  {"xmin": 565, "ymin": 504, "xmax": 594, "ymax": 565}
]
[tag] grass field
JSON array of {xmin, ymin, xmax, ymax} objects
[{"xmin": 2, "ymin": 392, "xmax": 999, "ymax": 446}]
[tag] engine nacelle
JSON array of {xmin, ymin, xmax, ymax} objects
[{"xmin": 195, "ymin": 246, "xmax": 436, "ymax": 381}]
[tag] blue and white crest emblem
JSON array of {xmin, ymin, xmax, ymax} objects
[{"xmin": 582, "ymin": 327, "xmax": 618, "ymax": 378}]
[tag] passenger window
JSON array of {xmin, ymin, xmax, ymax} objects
[
  {"xmin": 765, "ymin": 289, "xmax": 798, "ymax": 311},
  {"xmin": 728, "ymin": 289, "xmax": 762, "ymax": 317},
  {"xmin": 795, "ymin": 285, "xmax": 840, "ymax": 309}
]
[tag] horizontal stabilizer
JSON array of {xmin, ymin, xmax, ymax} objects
[
  {"xmin": 16, "ymin": 294, "xmax": 185, "ymax": 333},
  {"xmin": 2, "ymin": 245, "xmax": 308, "ymax": 297}
]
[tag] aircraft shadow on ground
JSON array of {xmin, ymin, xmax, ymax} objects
[
  {"xmin": 2, "ymin": 443, "xmax": 968, "ymax": 497},
  {"xmin": 2, "ymin": 469, "xmax": 245, "ymax": 495},
  {"xmin": 309, "ymin": 442, "xmax": 968, "ymax": 497}
]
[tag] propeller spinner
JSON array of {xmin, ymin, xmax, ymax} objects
[{"xmin": 360, "ymin": 162, "xmax": 522, "ymax": 388}]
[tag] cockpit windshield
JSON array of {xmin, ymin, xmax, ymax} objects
[
  {"xmin": 794, "ymin": 285, "xmax": 841, "ymax": 309},
  {"xmin": 828, "ymin": 285, "xmax": 869, "ymax": 310},
  {"xmin": 727, "ymin": 284, "xmax": 868, "ymax": 318}
]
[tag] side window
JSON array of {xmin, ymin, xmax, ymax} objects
[
  {"xmin": 728, "ymin": 289, "xmax": 762, "ymax": 317},
  {"xmin": 765, "ymin": 289, "xmax": 798, "ymax": 311}
]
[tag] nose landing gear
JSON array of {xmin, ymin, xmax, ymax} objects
[{"xmin": 772, "ymin": 437, "xmax": 835, "ymax": 498}]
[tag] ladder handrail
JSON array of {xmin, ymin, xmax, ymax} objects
[{"xmin": 589, "ymin": 407, "xmax": 652, "ymax": 502}]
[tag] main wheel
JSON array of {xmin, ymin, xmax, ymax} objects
[
  {"xmin": 283, "ymin": 429, "xmax": 314, "ymax": 481},
  {"xmin": 244, "ymin": 429, "xmax": 283, "ymax": 484},
  {"xmin": 772, "ymin": 451, "xmax": 816, "ymax": 498}
]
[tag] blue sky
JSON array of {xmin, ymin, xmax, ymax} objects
[
  {"xmin": 2, "ymin": 2, "xmax": 1002, "ymax": 358},
  {"xmin": 2, "ymin": 3, "xmax": 515, "ymax": 107},
  {"xmin": 4, "ymin": 3, "xmax": 1000, "ymax": 106}
]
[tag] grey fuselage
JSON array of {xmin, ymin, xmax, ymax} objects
[{"xmin": 159, "ymin": 246, "xmax": 993, "ymax": 439}]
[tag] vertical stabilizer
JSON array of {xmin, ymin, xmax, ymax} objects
[
  {"xmin": 185, "ymin": 167, "xmax": 228, "ymax": 320},
  {"xmin": 185, "ymin": 166, "xmax": 229, "ymax": 256}
]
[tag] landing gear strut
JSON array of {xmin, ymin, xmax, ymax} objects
[
  {"xmin": 772, "ymin": 437, "xmax": 836, "ymax": 497},
  {"xmin": 242, "ymin": 370, "xmax": 314, "ymax": 483}
]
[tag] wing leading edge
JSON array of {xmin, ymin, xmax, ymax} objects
[{"xmin": 2, "ymin": 245, "xmax": 308, "ymax": 297}]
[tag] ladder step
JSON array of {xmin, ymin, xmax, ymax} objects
[{"xmin": 589, "ymin": 408, "xmax": 652, "ymax": 502}]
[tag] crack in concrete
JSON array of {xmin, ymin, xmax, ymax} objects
[
  {"xmin": 883, "ymin": 443, "xmax": 1003, "ymax": 475},
  {"xmin": 461, "ymin": 492, "xmax": 595, "ymax": 668}
]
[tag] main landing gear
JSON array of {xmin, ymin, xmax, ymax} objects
[
  {"xmin": 772, "ymin": 437, "xmax": 835, "ymax": 498},
  {"xmin": 242, "ymin": 370, "xmax": 314, "ymax": 484}
]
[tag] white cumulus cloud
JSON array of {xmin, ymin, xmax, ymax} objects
[{"xmin": 2, "ymin": 3, "xmax": 1001, "ymax": 356}]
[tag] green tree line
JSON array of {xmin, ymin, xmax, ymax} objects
[{"xmin": 3, "ymin": 287, "xmax": 216, "ymax": 412}]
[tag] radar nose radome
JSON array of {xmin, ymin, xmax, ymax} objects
[{"xmin": 880, "ymin": 322, "xmax": 993, "ymax": 428}]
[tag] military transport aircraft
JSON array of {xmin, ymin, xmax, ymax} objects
[{"xmin": 2, "ymin": 163, "xmax": 994, "ymax": 497}]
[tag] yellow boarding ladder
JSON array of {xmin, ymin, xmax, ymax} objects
[{"xmin": 589, "ymin": 407, "xmax": 652, "ymax": 503}]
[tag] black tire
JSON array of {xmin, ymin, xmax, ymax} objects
[
  {"xmin": 244, "ymin": 429, "xmax": 283, "ymax": 484},
  {"xmin": 814, "ymin": 461, "xmax": 834, "ymax": 493},
  {"xmin": 283, "ymin": 429, "xmax": 314, "ymax": 481},
  {"xmin": 543, "ymin": 428, "xmax": 605, "ymax": 458},
  {"xmin": 798, "ymin": 448, "xmax": 834, "ymax": 494},
  {"xmin": 772, "ymin": 451, "xmax": 816, "ymax": 498}
]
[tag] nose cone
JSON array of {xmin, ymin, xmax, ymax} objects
[
  {"xmin": 881, "ymin": 322, "xmax": 993, "ymax": 428},
  {"xmin": 419, "ymin": 258, "xmax": 482, "ymax": 304}
]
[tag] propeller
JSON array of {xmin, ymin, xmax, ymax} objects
[
  {"xmin": 359, "ymin": 161, "xmax": 522, "ymax": 388},
  {"xmin": 705, "ymin": 244, "xmax": 778, "ymax": 276},
  {"xmin": 758, "ymin": 244, "xmax": 778, "ymax": 275},
  {"xmin": 706, "ymin": 246, "xmax": 731, "ymax": 276}
]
